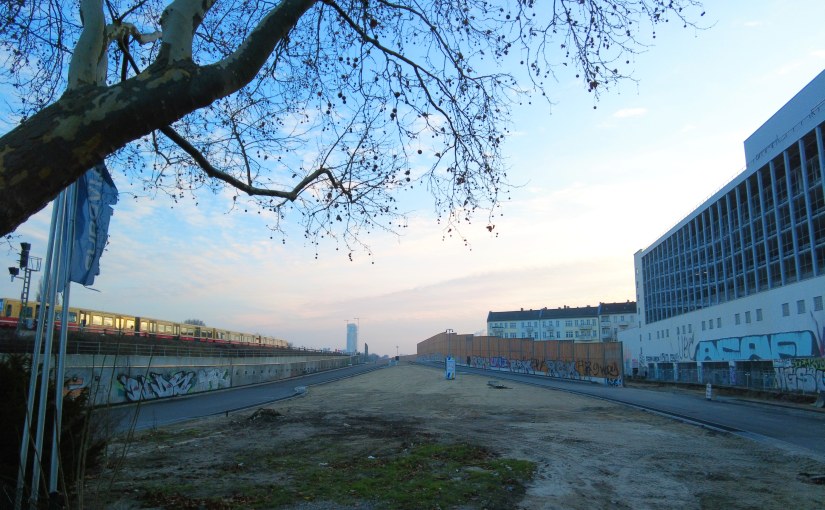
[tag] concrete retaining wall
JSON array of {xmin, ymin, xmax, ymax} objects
[{"xmin": 59, "ymin": 353, "xmax": 359, "ymax": 405}]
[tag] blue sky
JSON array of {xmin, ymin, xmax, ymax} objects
[{"xmin": 3, "ymin": 1, "xmax": 825, "ymax": 356}]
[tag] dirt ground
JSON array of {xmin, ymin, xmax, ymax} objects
[{"xmin": 87, "ymin": 363, "xmax": 825, "ymax": 509}]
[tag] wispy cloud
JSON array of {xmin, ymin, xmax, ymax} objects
[
  {"xmin": 4, "ymin": 1, "xmax": 825, "ymax": 358},
  {"xmin": 613, "ymin": 108, "xmax": 647, "ymax": 118}
]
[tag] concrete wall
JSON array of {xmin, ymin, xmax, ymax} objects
[
  {"xmin": 58, "ymin": 353, "xmax": 359, "ymax": 405},
  {"xmin": 417, "ymin": 332, "xmax": 623, "ymax": 386}
]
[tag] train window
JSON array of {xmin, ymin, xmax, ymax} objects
[
  {"xmin": 69, "ymin": 312, "xmax": 77, "ymax": 322},
  {"xmin": 103, "ymin": 316, "xmax": 114, "ymax": 327},
  {"xmin": 92, "ymin": 315, "xmax": 103, "ymax": 326},
  {"xmin": 5, "ymin": 304, "xmax": 11, "ymax": 316},
  {"xmin": 126, "ymin": 319, "xmax": 134, "ymax": 329}
]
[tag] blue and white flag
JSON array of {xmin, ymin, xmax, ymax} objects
[{"xmin": 69, "ymin": 162, "xmax": 118, "ymax": 287}]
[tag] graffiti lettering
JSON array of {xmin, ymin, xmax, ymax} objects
[
  {"xmin": 63, "ymin": 375, "xmax": 87, "ymax": 398},
  {"xmin": 679, "ymin": 334, "xmax": 695, "ymax": 360},
  {"xmin": 640, "ymin": 353, "xmax": 678, "ymax": 364},
  {"xmin": 510, "ymin": 359, "xmax": 535, "ymax": 374},
  {"xmin": 199, "ymin": 368, "xmax": 231, "ymax": 390},
  {"xmin": 469, "ymin": 356, "xmax": 489, "ymax": 369},
  {"xmin": 489, "ymin": 357, "xmax": 509, "ymax": 369},
  {"xmin": 547, "ymin": 360, "xmax": 578, "ymax": 380},
  {"xmin": 117, "ymin": 371, "xmax": 196, "ymax": 401},
  {"xmin": 774, "ymin": 366, "xmax": 825, "ymax": 393},
  {"xmin": 694, "ymin": 331, "xmax": 819, "ymax": 361},
  {"xmin": 464, "ymin": 355, "xmax": 621, "ymax": 385},
  {"xmin": 792, "ymin": 358, "xmax": 825, "ymax": 370}
]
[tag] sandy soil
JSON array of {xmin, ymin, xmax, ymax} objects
[{"xmin": 88, "ymin": 363, "xmax": 825, "ymax": 509}]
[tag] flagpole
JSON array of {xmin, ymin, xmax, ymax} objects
[
  {"xmin": 14, "ymin": 189, "xmax": 63, "ymax": 510},
  {"xmin": 49, "ymin": 179, "xmax": 78, "ymax": 498},
  {"xmin": 29, "ymin": 181, "xmax": 72, "ymax": 508}
]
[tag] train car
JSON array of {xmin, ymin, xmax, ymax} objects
[
  {"xmin": 1, "ymin": 296, "xmax": 291, "ymax": 349},
  {"xmin": 259, "ymin": 335, "xmax": 289, "ymax": 348},
  {"xmin": 1, "ymin": 297, "xmax": 79, "ymax": 331},
  {"xmin": 179, "ymin": 324, "xmax": 220, "ymax": 343},
  {"xmin": 134, "ymin": 316, "xmax": 180, "ymax": 339},
  {"xmin": 0, "ymin": 297, "xmax": 28, "ymax": 329},
  {"xmin": 75, "ymin": 307, "xmax": 137, "ymax": 335}
]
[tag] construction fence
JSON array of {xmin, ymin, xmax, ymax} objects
[{"xmin": 417, "ymin": 332, "xmax": 623, "ymax": 386}]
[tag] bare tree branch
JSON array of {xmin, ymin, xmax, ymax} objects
[{"xmin": 0, "ymin": 0, "xmax": 705, "ymax": 247}]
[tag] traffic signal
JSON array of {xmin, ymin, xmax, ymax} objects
[{"xmin": 19, "ymin": 242, "xmax": 30, "ymax": 269}]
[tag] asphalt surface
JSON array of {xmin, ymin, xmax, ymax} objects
[
  {"xmin": 106, "ymin": 362, "xmax": 386, "ymax": 433},
  {"xmin": 106, "ymin": 359, "xmax": 825, "ymax": 464},
  {"xmin": 420, "ymin": 362, "xmax": 825, "ymax": 462}
]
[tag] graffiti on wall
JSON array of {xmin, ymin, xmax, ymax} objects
[
  {"xmin": 468, "ymin": 355, "xmax": 621, "ymax": 385},
  {"xmin": 694, "ymin": 331, "xmax": 819, "ymax": 362},
  {"xmin": 679, "ymin": 334, "xmax": 696, "ymax": 360},
  {"xmin": 638, "ymin": 351, "xmax": 679, "ymax": 364},
  {"xmin": 547, "ymin": 360, "xmax": 578, "ymax": 379},
  {"xmin": 774, "ymin": 358, "xmax": 825, "ymax": 393},
  {"xmin": 117, "ymin": 371, "xmax": 196, "ymax": 401},
  {"xmin": 199, "ymin": 368, "xmax": 230, "ymax": 390},
  {"xmin": 63, "ymin": 374, "xmax": 89, "ymax": 398}
]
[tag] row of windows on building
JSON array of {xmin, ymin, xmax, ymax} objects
[
  {"xmin": 489, "ymin": 318, "xmax": 617, "ymax": 329},
  {"xmin": 647, "ymin": 293, "xmax": 824, "ymax": 340},
  {"xmin": 641, "ymin": 123, "xmax": 825, "ymax": 324},
  {"xmin": 499, "ymin": 330, "xmax": 599, "ymax": 340}
]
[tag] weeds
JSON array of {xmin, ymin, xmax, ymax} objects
[{"xmin": 138, "ymin": 439, "xmax": 535, "ymax": 509}]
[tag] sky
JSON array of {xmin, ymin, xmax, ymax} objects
[{"xmin": 3, "ymin": 1, "xmax": 825, "ymax": 356}]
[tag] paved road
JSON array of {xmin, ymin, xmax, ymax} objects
[
  {"xmin": 420, "ymin": 361, "xmax": 825, "ymax": 462},
  {"xmin": 106, "ymin": 360, "xmax": 824, "ymax": 464},
  {"xmin": 106, "ymin": 362, "xmax": 386, "ymax": 433}
]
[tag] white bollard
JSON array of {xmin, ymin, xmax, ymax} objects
[{"xmin": 705, "ymin": 382, "xmax": 712, "ymax": 400}]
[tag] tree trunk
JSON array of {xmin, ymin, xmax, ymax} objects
[{"xmin": 0, "ymin": 62, "xmax": 215, "ymax": 235}]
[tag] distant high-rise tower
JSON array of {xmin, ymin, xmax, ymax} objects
[{"xmin": 346, "ymin": 323, "xmax": 358, "ymax": 354}]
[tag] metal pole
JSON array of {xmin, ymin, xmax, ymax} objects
[
  {"xmin": 30, "ymin": 186, "xmax": 71, "ymax": 508},
  {"xmin": 49, "ymin": 181, "xmax": 78, "ymax": 496},
  {"xmin": 15, "ymin": 192, "xmax": 62, "ymax": 510}
]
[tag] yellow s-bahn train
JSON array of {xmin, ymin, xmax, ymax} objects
[{"xmin": 0, "ymin": 297, "xmax": 289, "ymax": 348}]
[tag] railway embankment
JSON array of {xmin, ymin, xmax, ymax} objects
[{"xmin": 1, "ymin": 331, "xmax": 359, "ymax": 405}]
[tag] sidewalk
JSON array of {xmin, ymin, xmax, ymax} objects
[{"xmin": 625, "ymin": 379, "xmax": 825, "ymax": 413}]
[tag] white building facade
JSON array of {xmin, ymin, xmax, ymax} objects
[
  {"xmin": 619, "ymin": 71, "xmax": 825, "ymax": 392},
  {"xmin": 487, "ymin": 302, "xmax": 636, "ymax": 343}
]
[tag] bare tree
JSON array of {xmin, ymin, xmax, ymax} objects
[{"xmin": 0, "ymin": 0, "xmax": 703, "ymax": 248}]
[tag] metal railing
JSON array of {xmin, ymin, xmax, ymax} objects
[
  {"xmin": 641, "ymin": 366, "xmax": 808, "ymax": 394},
  {"xmin": 0, "ymin": 335, "xmax": 344, "ymax": 359}
]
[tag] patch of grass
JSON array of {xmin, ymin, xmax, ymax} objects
[
  {"xmin": 137, "ymin": 441, "xmax": 535, "ymax": 509},
  {"xmin": 262, "ymin": 441, "xmax": 535, "ymax": 509},
  {"xmin": 138, "ymin": 427, "xmax": 203, "ymax": 442}
]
